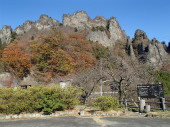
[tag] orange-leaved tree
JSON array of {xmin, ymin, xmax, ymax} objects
[
  {"xmin": 30, "ymin": 31, "xmax": 76, "ymax": 76},
  {"xmin": 30, "ymin": 30, "xmax": 98, "ymax": 78},
  {"xmin": 2, "ymin": 44, "xmax": 31, "ymax": 79}
]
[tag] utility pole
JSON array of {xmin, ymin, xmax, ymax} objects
[{"xmin": 100, "ymin": 59, "xmax": 103, "ymax": 96}]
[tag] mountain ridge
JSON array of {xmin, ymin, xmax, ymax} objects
[{"xmin": 0, "ymin": 10, "xmax": 169, "ymax": 68}]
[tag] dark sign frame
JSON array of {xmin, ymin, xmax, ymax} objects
[{"xmin": 137, "ymin": 84, "xmax": 164, "ymax": 98}]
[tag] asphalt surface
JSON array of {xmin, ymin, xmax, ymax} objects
[{"xmin": 0, "ymin": 116, "xmax": 170, "ymax": 127}]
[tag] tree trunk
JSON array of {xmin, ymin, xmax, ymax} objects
[{"xmin": 119, "ymin": 84, "xmax": 123, "ymax": 105}]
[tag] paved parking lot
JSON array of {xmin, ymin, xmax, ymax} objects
[{"xmin": 0, "ymin": 116, "xmax": 170, "ymax": 127}]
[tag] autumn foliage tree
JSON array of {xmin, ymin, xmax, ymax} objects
[
  {"xmin": 30, "ymin": 30, "xmax": 97, "ymax": 78},
  {"xmin": 67, "ymin": 33, "xmax": 97, "ymax": 70},
  {"xmin": 1, "ymin": 44, "xmax": 31, "ymax": 79},
  {"xmin": 30, "ymin": 31, "xmax": 76, "ymax": 76}
]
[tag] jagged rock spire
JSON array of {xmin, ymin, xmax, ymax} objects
[{"xmin": 0, "ymin": 25, "xmax": 12, "ymax": 44}]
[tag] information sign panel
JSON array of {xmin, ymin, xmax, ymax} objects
[{"xmin": 137, "ymin": 84, "xmax": 164, "ymax": 98}]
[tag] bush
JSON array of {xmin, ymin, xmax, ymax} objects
[
  {"xmin": 10, "ymin": 32, "xmax": 17, "ymax": 42},
  {"xmin": 156, "ymin": 71, "xmax": 170, "ymax": 95},
  {"xmin": 92, "ymin": 44, "xmax": 108, "ymax": 59},
  {"xmin": 91, "ymin": 26, "xmax": 107, "ymax": 32},
  {"xmin": 0, "ymin": 85, "xmax": 82, "ymax": 114},
  {"xmin": 94, "ymin": 96, "xmax": 119, "ymax": 111},
  {"xmin": 0, "ymin": 39, "xmax": 6, "ymax": 50}
]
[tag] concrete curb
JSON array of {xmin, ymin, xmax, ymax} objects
[
  {"xmin": 0, "ymin": 111, "xmax": 75, "ymax": 120},
  {"xmin": 91, "ymin": 112, "xmax": 120, "ymax": 116},
  {"xmin": 1, "ymin": 111, "xmax": 169, "ymax": 120}
]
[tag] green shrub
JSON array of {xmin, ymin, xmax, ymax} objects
[
  {"xmin": 94, "ymin": 96, "xmax": 119, "ymax": 111},
  {"xmin": 0, "ymin": 85, "xmax": 82, "ymax": 114},
  {"xmin": 156, "ymin": 71, "xmax": 170, "ymax": 95},
  {"xmin": 10, "ymin": 32, "xmax": 17, "ymax": 42},
  {"xmin": 92, "ymin": 45, "xmax": 108, "ymax": 59},
  {"xmin": 91, "ymin": 26, "xmax": 107, "ymax": 32},
  {"xmin": 0, "ymin": 39, "xmax": 6, "ymax": 50}
]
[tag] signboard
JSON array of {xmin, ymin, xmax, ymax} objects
[{"xmin": 137, "ymin": 84, "xmax": 164, "ymax": 98}]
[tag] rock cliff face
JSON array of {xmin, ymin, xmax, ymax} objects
[
  {"xmin": 63, "ymin": 11, "xmax": 92, "ymax": 30},
  {"xmin": 63, "ymin": 11, "xmax": 126, "ymax": 46},
  {"xmin": 132, "ymin": 29, "xmax": 150, "ymax": 54},
  {"xmin": 92, "ymin": 16, "xmax": 108, "ymax": 27},
  {"xmin": 108, "ymin": 17, "xmax": 125, "ymax": 43},
  {"xmin": 87, "ymin": 31, "xmax": 111, "ymax": 46},
  {"xmin": 130, "ymin": 29, "xmax": 169, "ymax": 67},
  {"xmin": 0, "ymin": 25, "xmax": 12, "ymax": 44},
  {"xmin": 15, "ymin": 20, "xmax": 34, "ymax": 35},
  {"xmin": 0, "ymin": 11, "xmax": 127, "ymax": 47},
  {"xmin": 63, "ymin": 11, "xmax": 108, "ymax": 30},
  {"xmin": 15, "ymin": 14, "xmax": 60, "ymax": 35},
  {"xmin": 86, "ymin": 18, "xmax": 126, "ymax": 46},
  {"xmin": 146, "ymin": 39, "xmax": 169, "ymax": 66},
  {"xmin": 126, "ymin": 37, "xmax": 136, "ymax": 60}
]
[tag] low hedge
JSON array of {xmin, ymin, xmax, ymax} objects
[
  {"xmin": 0, "ymin": 85, "xmax": 82, "ymax": 114},
  {"xmin": 94, "ymin": 96, "xmax": 119, "ymax": 111}
]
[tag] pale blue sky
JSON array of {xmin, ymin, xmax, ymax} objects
[{"xmin": 0, "ymin": 0, "xmax": 169, "ymax": 45}]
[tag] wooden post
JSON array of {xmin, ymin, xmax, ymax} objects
[
  {"xmin": 161, "ymin": 98, "xmax": 166, "ymax": 112},
  {"xmin": 124, "ymin": 99, "xmax": 127, "ymax": 110},
  {"xmin": 124, "ymin": 99, "xmax": 128, "ymax": 113}
]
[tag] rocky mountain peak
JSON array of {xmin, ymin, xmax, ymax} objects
[
  {"xmin": 35, "ymin": 14, "xmax": 59, "ymax": 30},
  {"xmin": 24, "ymin": 20, "xmax": 34, "ymax": 25},
  {"xmin": 147, "ymin": 41, "xmax": 169, "ymax": 67},
  {"xmin": 134, "ymin": 29, "xmax": 148, "ymax": 40},
  {"xmin": 73, "ymin": 10, "xmax": 89, "ymax": 18},
  {"xmin": 92, "ymin": 16, "xmax": 107, "ymax": 27},
  {"xmin": 0, "ymin": 11, "xmax": 127, "ymax": 47},
  {"xmin": 130, "ymin": 29, "xmax": 170, "ymax": 67},
  {"xmin": 38, "ymin": 14, "xmax": 59, "ymax": 25},
  {"xmin": 39, "ymin": 14, "xmax": 50, "ymax": 20},
  {"xmin": 132, "ymin": 29, "xmax": 150, "ymax": 55},
  {"xmin": 108, "ymin": 17, "xmax": 125, "ymax": 42},
  {"xmin": 93, "ymin": 16, "xmax": 107, "ymax": 22},
  {"xmin": 109, "ymin": 17, "xmax": 117, "ymax": 24},
  {"xmin": 0, "ymin": 25, "xmax": 12, "ymax": 44},
  {"xmin": 14, "ymin": 14, "xmax": 59, "ymax": 35},
  {"xmin": 63, "ymin": 11, "xmax": 91, "ymax": 30},
  {"xmin": 151, "ymin": 38, "xmax": 159, "ymax": 43}
]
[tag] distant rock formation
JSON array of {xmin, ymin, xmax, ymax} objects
[
  {"xmin": 126, "ymin": 37, "xmax": 136, "ymax": 60},
  {"xmin": 146, "ymin": 39, "xmax": 169, "ymax": 67},
  {"xmin": 132, "ymin": 29, "xmax": 150, "ymax": 54},
  {"xmin": 87, "ymin": 17, "xmax": 126, "ymax": 46},
  {"xmin": 15, "ymin": 14, "xmax": 60, "ymax": 35},
  {"xmin": 63, "ymin": 11, "xmax": 126, "ymax": 46},
  {"xmin": 108, "ymin": 17, "xmax": 126, "ymax": 43},
  {"xmin": 63, "ymin": 11, "xmax": 108, "ymax": 30},
  {"xmin": 15, "ymin": 20, "xmax": 34, "ymax": 35},
  {"xmin": 130, "ymin": 29, "xmax": 170, "ymax": 67},
  {"xmin": 63, "ymin": 11, "xmax": 92, "ymax": 30},
  {"xmin": 0, "ymin": 15, "xmax": 60, "ymax": 44},
  {"xmin": 0, "ymin": 25, "xmax": 12, "ymax": 44}
]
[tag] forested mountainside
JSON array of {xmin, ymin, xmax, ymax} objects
[{"xmin": 0, "ymin": 11, "xmax": 169, "ymax": 98}]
